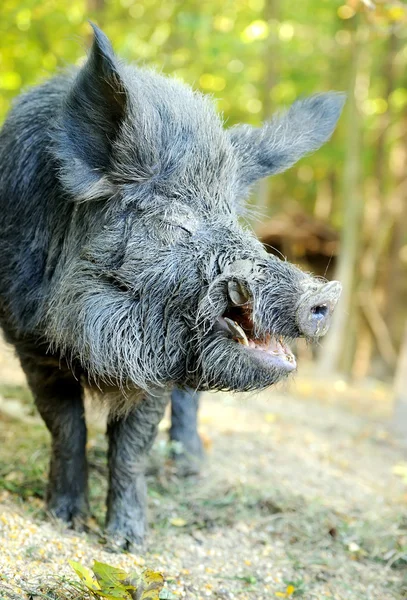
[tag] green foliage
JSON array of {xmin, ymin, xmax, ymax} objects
[
  {"xmin": 0, "ymin": 418, "xmax": 48, "ymax": 504},
  {"xmin": 69, "ymin": 560, "xmax": 173, "ymax": 600},
  {"xmin": 1, "ymin": 0, "xmax": 405, "ymax": 220}
]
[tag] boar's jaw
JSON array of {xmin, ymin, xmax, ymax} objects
[
  {"xmin": 215, "ymin": 304, "xmax": 296, "ymax": 374},
  {"xmin": 193, "ymin": 258, "xmax": 342, "ymax": 391},
  {"xmin": 195, "ymin": 313, "xmax": 298, "ymax": 392}
]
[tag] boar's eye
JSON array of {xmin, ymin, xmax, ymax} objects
[
  {"xmin": 159, "ymin": 220, "xmax": 192, "ymax": 235},
  {"xmin": 153, "ymin": 216, "xmax": 198, "ymax": 246},
  {"xmin": 154, "ymin": 202, "xmax": 199, "ymax": 243},
  {"xmin": 152, "ymin": 221, "xmax": 190, "ymax": 246},
  {"xmin": 157, "ymin": 219, "xmax": 192, "ymax": 240}
]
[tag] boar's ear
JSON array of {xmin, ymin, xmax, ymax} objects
[
  {"xmin": 229, "ymin": 93, "xmax": 345, "ymax": 188},
  {"xmin": 53, "ymin": 23, "xmax": 127, "ymax": 201}
]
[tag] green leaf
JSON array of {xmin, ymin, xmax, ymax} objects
[
  {"xmin": 69, "ymin": 561, "xmax": 135, "ymax": 599},
  {"xmin": 92, "ymin": 561, "xmax": 134, "ymax": 599},
  {"xmin": 93, "ymin": 561, "xmax": 129, "ymax": 585},
  {"xmin": 69, "ymin": 560, "xmax": 101, "ymax": 591},
  {"xmin": 92, "ymin": 590, "xmax": 131, "ymax": 599}
]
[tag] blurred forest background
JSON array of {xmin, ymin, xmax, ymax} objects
[{"xmin": 0, "ymin": 0, "xmax": 406, "ymax": 389}]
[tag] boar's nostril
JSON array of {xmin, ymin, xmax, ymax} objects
[
  {"xmin": 311, "ymin": 304, "xmax": 329, "ymax": 319},
  {"xmin": 297, "ymin": 280, "xmax": 342, "ymax": 338}
]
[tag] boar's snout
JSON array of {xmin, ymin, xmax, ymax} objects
[{"xmin": 296, "ymin": 280, "xmax": 342, "ymax": 338}]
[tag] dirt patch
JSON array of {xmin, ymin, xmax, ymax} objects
[{"xmin": 0, "ymin": 347, "xmax": 406, "ymax": 599}]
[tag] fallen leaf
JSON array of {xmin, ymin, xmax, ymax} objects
[
  {"xmin": 93, "ymin": 561, "xmax": 129, "ymax": 585},
  {"xmin": 92, "ymin": 561, "xmax": 135, "ymax": 598},
  {"xmin": 170, "ymin": 517, "xmax": 187, "ymax": 527},
  {"xmin": 129, "ymin": 569, "xmax": 165, "ymax": 600},
  {"xmin": 348, "ymin": 542, "xmax": 361, "ymax": 553},
  {"xmin": 69, "ymin": 561, "xmax": 166, "ymax": 600},
  {"xmin": 69, "ymin": 560, "xmax": 101, "ymax": 592}
]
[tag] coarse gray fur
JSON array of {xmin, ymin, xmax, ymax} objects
[{"xmin": 0, "ymin": 24, "xmax": 344, "ymax": 549}]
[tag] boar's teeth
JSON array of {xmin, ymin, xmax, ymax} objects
[{"xmin": 224, "ymin": 317, "xmax": 249, "ymax": 346}]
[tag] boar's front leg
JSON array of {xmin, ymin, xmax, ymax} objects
[
  {"xmin": 17, "ymin": 353, "xmax": 88, "ymax": 528},
  {"xmin": 105, "ymin": 392, "xmax": 169, "ymax": 551}
]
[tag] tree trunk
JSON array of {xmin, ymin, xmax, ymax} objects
[
  {"xmin": 318, "ymin": 19, "xmax": 365, "ymax": 375},
  {"xmin": 256, "ymin": 0, "xmax": 279, "ymax": 216},
  {"xmin": 87, "ymin": 0, "xmax": 105, "ymax": 11},
  {"xmin": 355, "ymin": 31, "xmax": 399, "ymax": 379},
  {"xmin": 383, "ymin": 109, "xmax": 407, "ymax": 352}
]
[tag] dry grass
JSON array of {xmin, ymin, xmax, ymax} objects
[{"xmin": 0, "ymin": 344, "xmax": 406, "ymax": 599}]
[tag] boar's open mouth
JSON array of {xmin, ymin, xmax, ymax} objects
[{"xmin": 216, "ymin": 303, "xmax": 297, "ymax": 373}]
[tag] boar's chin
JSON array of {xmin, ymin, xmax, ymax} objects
[{"xmin": 193, "ymin": 332, "xmax": 296, "ymax": 392}]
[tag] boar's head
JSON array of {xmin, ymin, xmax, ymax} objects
[{"xmin": 48, "ymin": 25, "xmax": 344, "ymax": 393}]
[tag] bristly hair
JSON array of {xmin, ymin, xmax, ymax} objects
[{"xmin": 0, "ymin": 24, "xmax": 344, "ymax": 403}]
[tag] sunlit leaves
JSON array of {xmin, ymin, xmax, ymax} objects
[
  {"xmin": 213, "ymin": 15, "xmax": 234, "ymax": 33},
  {"xmin": 69, "ymin": 560, "xmax": 171, "ymax": 600},
  {"xmin": 389, "ymin": 88, "xmax": 407, "ymax": 111},
  {"xmin": 15, "ymin": 8, "xmax": 31, "ymax": 30},
  {"xmin": 271, "ymin": 81, "xmax": 297, "ymax": 104},
  {"xmin": 241, "ymin": 19, "xmax": 269, "ymax": 43},
  {"xmin": 0, "ymin": 72, "xmax": 21, "ymax": 90},
  {"xmin": 227, "ymin": 58, "xmax": 244, "ymax": 73},
  {"xmin": 0, "ymin": 0, "xmax": 402, "ymax": 217},
  {"xmin": 363, "ymin": 97, "xmax": 388, "ymax": 115},
  {"xmin": 337, "ymin": 0, "xmax": 407, "ymax": 26},
  {"xmin": 335, "ymin": 29, "xmax": 352, "ymax": 45},
  {"xmin": 199, "ymin": 73, "xmax": 226, "ymax": 91},
  {"xmin": 278, "ymin": 22, "xmax": 295, "ymax": 42},
  {"xmin": 246, "ymin": 98, "xmax": 262, "ymax": 113},
  {"xmin": 338, "ymin": 5, "xmax": 356, "ymax": 20},
  {"xmin": 69, "ymin": 561, "xmax": 102, "ymax": 593},
  {"xmin": 150, "ymin": 23, "xmax": 171, "ymax": 47}
]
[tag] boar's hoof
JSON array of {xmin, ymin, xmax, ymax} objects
[
  {"xmin": 171, "ymin": 440, "xmax": 204, "ymax": 477},
  {"xmin": 48, "ymin": 494, "xmax": 89, "ymax": 532},
  {"xmin": 173, "ymin": 452, "xmax": 203, "ymax": 478},
  {"xmin": 104, "ymin": 531, "xmax": 145, "ymax": 554}
]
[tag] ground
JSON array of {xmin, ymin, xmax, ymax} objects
[{"xmin": 0, "ymin": 341, "xmax": 406, "ymax": 600}]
